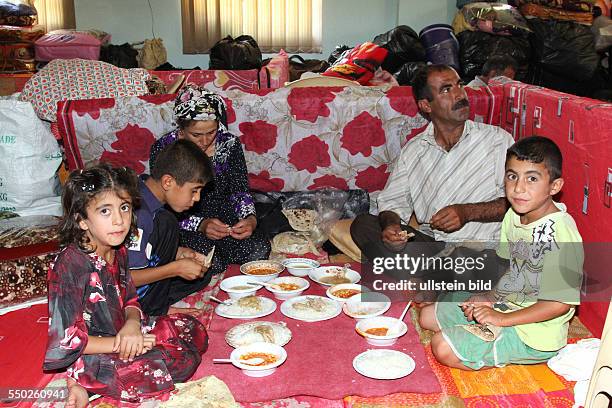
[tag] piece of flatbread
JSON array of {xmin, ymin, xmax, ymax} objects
[
  {"xmin": 195, "ymin": 246, "xmax": 215, "ymax": 267},
  {"xmin": 282, "ymin": 208, "xmax": 316, "ymax": 232},
  {"xmin": 203, "ymin": 246, "xmax": 215, "ymax": 267},
  {"xmin": 459, "ymin": 324, "xmax": 501, "ymax": 342},
  {"xmin": 161, "ymin": 375, "xmax": 240, "ymax": 408}
]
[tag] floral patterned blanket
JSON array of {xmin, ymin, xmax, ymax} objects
[{"xmin": 57, "ymin": 85, "xmax": 502, "ymax": 211}]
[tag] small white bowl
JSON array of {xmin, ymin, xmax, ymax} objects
[
  {"xmin": 309, "ymin": 266, "xmax": 361, "ymax": 286},
  {"xmin": 343, "ymin": 292, "xmax": 391, "ymax": 319},
  {"xmin": 230, "ymin": 342, "xmax": 287, "ymax": 377},
  {"xmin": 355, "ymin": 316, "xmax": 408, "ymax": 346},
  {"xmin": 266, "ymin": 276, "xmax": 310, "ymax": 300},
  {"xmin": 220, "ymin": 275, "xmax": 263, "ymax": 299},
  {"xmin": 282, "ymin": 258, "xmax": 320, "ymax": 277},
  {"xmin": 240, "ymin": 260, "xmax": 284, "ymax": 282},
  {"xmin": 326, "ymin": 283, "xmax": 364, "ymax": 303}
]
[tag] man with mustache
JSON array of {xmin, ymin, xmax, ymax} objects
[{"xmin": 350, "ymin": 64, "xmax": 514, "ymax": 292}]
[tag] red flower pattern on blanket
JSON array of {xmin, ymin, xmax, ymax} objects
[
  {"xmin": 341, "ymin": 112, "xmax": 385, "ymax": 156},
  {"xmin": 240, "ymin": 121, "xmax": 278, "ymax": 154},
  {"xmin": 73, "ymin": 98, "xmax": 116, "ymax": 120},
  {"xmin": 287, "ymin": 87, "xmax": 337, "ymax": 123},
  {"xmin": 387, "ymin": 86, "xmax": 419, "ymax": 116},
  {"xmin": 308, "ymin": 175, "xmax": 349, "ymax": 191},
  {"xmin": 355, "ymin": 164, "xmax": 389, "ymax": 192},
  {"xmin": 288, "ymin": 135, "xmax": 331, "ymax": 173},
  {"xmin": 249, "ymin": 171, "xmax": 285, "ymax": 192},
  {"xmin": 100, "ymin": 125, "xmax": 156, "ymax": 174}
]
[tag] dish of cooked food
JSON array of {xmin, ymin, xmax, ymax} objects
[
  {"xmin": 331, "ymin": 288, "xmax": 361, "ymax": 298},
  {"xmin": 276, "ymin": 283, "xmax": 301, "ymax": 291},
  {"xmin": 239, "ymin": 352, "xmax": 279, "ymax": 366},
  {"xmin": 215, "ymin": 296, "xmax": 277, "ymax": 319},
  {"xmin": 365, "ymin": 327, "xmax": 389, "ymax": 336},
  {"xmin": 246, "ymin": 267, "xmax": 279, "ymax": 275}
]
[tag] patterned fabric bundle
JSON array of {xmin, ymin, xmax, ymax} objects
[
  {"xmin": 19, "ymin": 58, "xmax": 150, "ymax": 121},
  {"xmin": 460, "ymin": 2, "xmax": 532, "ymax": 35},
  {"xmin": 520, "ymin": 2, "xmax": 594, "ymax": 23}
]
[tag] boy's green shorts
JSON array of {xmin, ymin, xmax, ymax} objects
[{"xmin": 434, "ymin": 292, "xmax": 558, "ymax": 370}]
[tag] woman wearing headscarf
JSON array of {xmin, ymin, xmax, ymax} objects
[{"xmin": 150, "ymin": 84, "xmax": 271, "ymax": 275}]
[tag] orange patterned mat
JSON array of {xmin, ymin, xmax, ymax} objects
[{"xmin": 343, "ymin": 306, "xmax": 590, "ymax": 408}]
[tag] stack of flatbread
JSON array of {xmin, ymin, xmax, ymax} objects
[
  {"xmin": 272, "ymin": 232, "xmax": 320, "ymax": 255},
  {"xmin": 282, "ymin": 208, "xmax": 316, "ymax": 232}
]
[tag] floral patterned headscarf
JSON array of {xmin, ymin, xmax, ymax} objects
[{"xmin": 173, "ymin": 84, "xmax": 228, "ymax": 131}]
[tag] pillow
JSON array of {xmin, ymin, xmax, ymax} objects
[{"xmin": 19, "ymin": 58, "xmax": 150, "ymax": 122}]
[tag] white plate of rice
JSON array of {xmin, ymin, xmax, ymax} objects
[
  {"xmin": 215, "ymin": 296, "xmax": 277, "ymax": 319},
  {"xmin": 280, "ymin": 295, "xmax": 341, "ymax": 322},
  {"xmin": 353, "ymin": 349, "xmax": 415, "ymax": 380}
]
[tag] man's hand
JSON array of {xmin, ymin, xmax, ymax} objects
[
  {"xmin": 382, "ymin": 224, "xmax": 406, "ymax": 244},
  {"xmin": 230, "ymin": 215, "xmax": 257, "ymax": 240},
  {"xmin": 173, "ymin": 258, "xmax": 207, "ymax": 280},
  {"xmin": 430, "ymin": 204, "xmax": 467, "ymax": 232},
  {"xmin": 200, "ymin": 218, "xmax": 231, "ymax": 240}
]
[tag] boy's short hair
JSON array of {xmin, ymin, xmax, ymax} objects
[
  {"xmin": 481, "ymin": 55, "xmax": 518, "ymax": 77},
  {"xmin": 506, "ymin": 136, "xmax": 562, "ymax": 180},
  {"xmin": 150, "ymin": 139, "xmax": 213, "ymax": 185}
]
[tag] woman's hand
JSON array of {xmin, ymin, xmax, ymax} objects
[
  {"xmin": 230, "ymin": 216, "xmax": 257, "ymax": 240},
  {"xmin": 200, "ymin": 218, "xmax": 231, "ymax": 240},
  {"xmin": 113, "ymin": 320, "xmax": 144, "ymax": 362}
]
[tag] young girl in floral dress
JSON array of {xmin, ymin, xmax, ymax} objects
[{"xmin": 44, "ymin": 164, "xmax": 208, "ymax": 407}]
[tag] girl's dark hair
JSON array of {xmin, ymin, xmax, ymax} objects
[{"xmin": 58, "ymin": 163, "xmax": 141, "ymax": 251}]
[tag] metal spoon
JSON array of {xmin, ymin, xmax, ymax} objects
[{"xmin": 210, "ymin": 296, "xmax": 233, "ymax": 306}]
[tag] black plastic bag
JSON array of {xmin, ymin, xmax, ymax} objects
[
  {"xmin": 393, "ymin": 61, "xmax": 428, "ymax": 86},
  {"xmin": 372, "ymin": 25, "xmax": 427, "ymax": 73},
  {"xmin": 209, "ymin": 35, "xmax": 262, "ymax": 70},
  {"xmin": 528, "ymin": 18, "xmax": 599, "ymax": 82},
  {"xmin": 100, "ymin": 43, "xmax": 139, "ymax": 68},
  {"xmin": 327, "ymin": 44, "xmax": 352, "ymax": 65},
  {"xmin": 458, "ymin": 30, "xmax": 531, "ymax": 81},
  {"xmin": 288, "ymin": 55, "xmax": 330, "ymax": 81}
]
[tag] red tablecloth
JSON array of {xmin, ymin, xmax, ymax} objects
[{"xmin": 193, "ymin": 264, "xmax": 441, "ymax": 402}]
